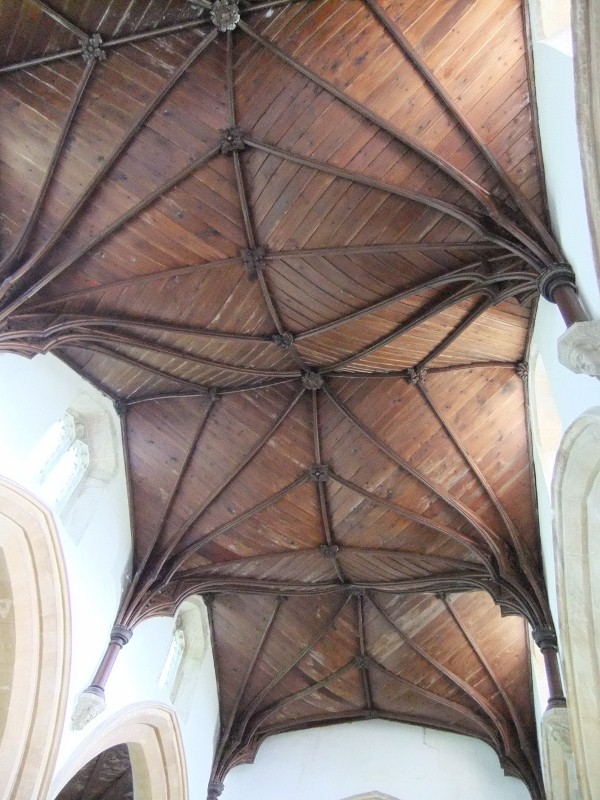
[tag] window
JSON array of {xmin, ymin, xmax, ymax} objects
[{"xmin": 30, "ymin": 412, "xmax": 89, "ymax": 510}]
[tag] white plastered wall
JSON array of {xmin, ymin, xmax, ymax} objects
[
  {"xmin": 0, "ymin": 352, "xmax": 220, "ymax": 799},
  {"xmin": 221, "ymin": 721, "xmax": 530, "ymax": 800}
]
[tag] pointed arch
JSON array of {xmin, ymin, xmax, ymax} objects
[
  {"xmin": 0, "ymin": 479, "xmax": 70, "ymax": 800},
  {"xmin": 50, "ymin": 703, "xmax": 188, "ymax": 800},
  {"xmin": 552, "ymin": 407, "xmax": 600, "ymax": 800}
]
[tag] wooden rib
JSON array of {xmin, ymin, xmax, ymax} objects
[
  {"xmin": 0, "ymin": 145, "xmax": 221, "ymax": 319},
  {"xmin": 0, "ymin": 47, "xmax": 84, "ymax": 75},
  {"xmin": 216, "ymin": 596, "xmax": 283, "ymax": 766},
  {"xmin": 244, "ymin": 137, "xmax": 518, "ymax": 253},
  {"xmin": 0, "ymin": 29, "xmax": 219, "ymax": 300},
  {"xmin": 239, "ymin": 20, "xmax": 496, "ymax": 213},
  {"xmin": 0, "ymin": 58, "xmax": 95, "ymax": 276},
  {"xmin": 49, "ymin": 329, "xmax": 300, "ymax": 378},
  {"xmin": 371, "ymin": 658, "xmax": 497, "ymax": 742},
  {"xmin": 124, "ymin": 392, "xmax": 218, "ymax": 616},
  {"xmin": 250, "ymin": 659, "xmax": 357, "ymax": 733},
  {"xmin": 117, "ymin": 405, "xmax": 139, "ymax": 569},
  {"xmin": 241, "ymin": 0, "xmax": 318, "ymax": 12},
  {"xmin": 320, "ymin": 286, "xmax": 494, "ymax": 373},
  {"xmin": 326, "ymin": 360, "xmax": 518, "ymax": 379},
  {"xmin": 0, "ymin": 19, "xmax": 208, "ymax": 75},
  {"xmin": 165, "ymin": 474, "xmax": 312, "ymax": 574},
  {"xmin": 369, "ymin": 594, "xmax": 513, "ymax": 754},
  {"xmin": 443, "ymin": 596, "xmax": 537, "ymax": 771},
  {"xmin": 418, "ymin": 381, "xmax": 522, "ymax": 551},
  {"xmin": 128, "ymin": 378, "xmax": 297, "ymax": 404},
  {"xmin": 323, "ymin": 385, "xmax": 504, "ymax": 568},
  {"xmin": 312, "ymin": 390, "xmax": 345, "ymax": 581},
  {"xmin": 61, "ymin": 341, "xmax": 211, "ymax": 393},
  {"xmin": 357, "ymin": 595, "xmax": 373, "ymax": 711},
  {"xmin": 28, "ymin": 0, "xmax": 87, "ymax": 40},
  {"xmin": 329, "ymin": 470, "xmax": 489, "ymax": 561},
  {"xmin": 238, "ymin": 595, "xmax": 353, "ymax": 736},
  {"xmin": 295, "ymin": 255, "xmax": 514, "ymax": 341},
  {"xmin": 157, "ymin": 386, "xmax": 306, "ymax": 568},
  {"xmin": 24, "ymin": 246, "xmax": 503, "ymax": 312},
  {"xmin": 24, "ymin": 257, "xmax": 243, "ymax": 311},
  {"xmin": 8, "ymin": 314, "xmax": 270, "ymax": 344},
  {"xmin": 415, "ymin": 296, "xmax": 495, "ymax": 370},
  {"xmin": 362, "ymin": 0, "xmax": 560, "ymax": 262}
]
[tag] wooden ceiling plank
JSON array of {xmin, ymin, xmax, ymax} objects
[
  {"xmin": 368, "ymin": 593, "xmax": 514, "ymax": 757},
  {"xmin": 322, "ymin": 383, "xmax": 508, "ymax": 569},
  {"xmin": 0, "ymin": 27, "xmax": 219, "ymax": 309},
  {"xmin": 361, "ymin": 0, "xmax": 559, "ymax": 261},
  {"xmin": 0, "ymin": 143, "xmax": 220, "ymax": 322},
  {"xmin": 0, "ymin": 58, "xmax": 95, "ymax": 278},
  {"xmin": 295, "ymin": 253, "xmax": 512, "ymax": 341},
  {"xmin": 155, "ymin": 386, "xmax": 307, "ymax": 575},
  {"xmin": 28, "ymin": 0, "xmax": 88, "ymax": 41},
  {"xmin": 443, "ymin": 596, "xmax": 539, "ymax": 779},
  {"xmin": 238, "ymin": 19, "xmax": 495, "ymax": 213},
  {"xmin": 244, "ymin": 136, "xmax": 541, "ymax": 266},
  {"xmin": 213, "ymin": 596, "xmax": 283, "ymax": 779}
]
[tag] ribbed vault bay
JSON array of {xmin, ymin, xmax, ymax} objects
[{"xmin": 0, "ymin": 0, "xmax": 559, "ymax": 797}]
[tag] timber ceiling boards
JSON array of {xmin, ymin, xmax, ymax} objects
[{"xmin": 0, "ymin": 0, "xmax": 559, "ymax": 796}]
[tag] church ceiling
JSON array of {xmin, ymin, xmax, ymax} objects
[{"xmin": 0, "ymin": 1, "xmax": 561, "ymax": 797}]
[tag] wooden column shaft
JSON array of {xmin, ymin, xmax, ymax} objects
[
  {"xmin": 552, "ymin": 284, "xmax": 589, "ymax": 327},
  {"xmin": 89, "ymin": 625, "xmax": 133, "ymax": 692}
]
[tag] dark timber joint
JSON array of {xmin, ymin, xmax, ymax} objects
[
  {"xmin": 406, "ymin": 367, "xmax": 427, "ymax": 385},
  {"xmin": 309, "ymin": 464, "xmax": 330, "ymax": 482},
  {"xmin": 81, "ymin": 34, "xmax": 107, "ymax": 63},
  {"xmin": 320, "ymin": 544, "xmax": 339, "ymax": 559},
  {"xmin": 538, "ymin": 263, "xmax": 576, "ymax": 302},
  {"xmin": 110, "ymin": 624, "xmax": 133, "ymax": 647},
  {"xmin": 302, "ymin": 370, "xmax": 323, "ymax": 390},
  {"xmin": 355, "ymin": 655, "xmax": 370, "ymax": 669},
  {"xmin": 272, "ymin": 331, "xmax": 294, "ymax": 349},
  {"xmin": 113, "ymin": 397, "xmax": 128, "ymax": 416},
  {"xmin": 242, "ymin": 247, "xmax": 265, "ymax": 280},
  {"xmin": 219, "ymin": 127, "xmax": 245, "ymax": 155},
  {"xmin": 532, "ymin": 625, "xmax": 558, "ymax": 651},
  {"xmin": 210, "ymin": 0, "xmax": 240, "ymax": 31},
  {"xmin": 516, "ymin": 362, "xmax": 528, "ymax": 380}
]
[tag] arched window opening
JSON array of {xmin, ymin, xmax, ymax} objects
[
  {"xmin": 158, "ymin": 596, "xmax": 209, "ymax": 721},
  {"xmin": 530, "ymin": 353, "xmax": 563, "ymax": 495},
  {"xmin": 25, "ymin": 394, "xmax": 119, "ymax": 543}
]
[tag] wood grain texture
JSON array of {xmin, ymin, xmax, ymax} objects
[{"xmin": 0, "ymin": 1, "xmax": 553, "ymax": 797}]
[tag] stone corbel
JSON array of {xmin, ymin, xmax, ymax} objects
[{"xmin": 557, "ymin": 320, "xmax": 600, "ymax": 379}]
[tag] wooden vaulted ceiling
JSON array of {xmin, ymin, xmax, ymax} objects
[{"xmin": 0, "ymin": 0, "xmax": 561, "ymax": 797}]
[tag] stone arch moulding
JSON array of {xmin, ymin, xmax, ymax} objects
[
  {"xmin": 340, "ymin": 794, "xmax": 401, "ymax": 800},
  {"xmin": 573, "ymin": 0, "xmax": 600, "ymax": 281},
  {"xmin": 552, "ymin": 406, "xmax": 600, "ymax": 800},
  {"xmin": 0, "ymin": 478, "xmax": 71, "ymax": 800},
  {"xmin": 49, "ymin": 703, "xmax": 189, "ymax": 800}
]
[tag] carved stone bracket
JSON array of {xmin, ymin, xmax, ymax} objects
[
  {"xmin": 302, "ymin": 370, "xmax": 324, "ymax": 390},
  {"xmin": 219, "ymin": 127, "xmax": 245, "ymax": 155},
  {"xmin": 210, "ymin": 0, "xmax": 240, "ymax": 32},
  {"xmin": 272, "ymin": 331, "xmax": 294, "ymax": 349},
  {"xmin": 81, "ymin": 34, "xmax": 107, "ymax": 63},
  {"xmin": 309, "ymin": 464, "xmax": 330, "ymax": 482},
  {"xmin": 241, "ymin": 247, "xmax": 265, "ymax": 281},
  {"xmin": 557, "ymin": 320, "xmax": 600, "ymax": 378},
  {"xmin": 538, "ymin": 263, "xmax": 577, "ymax": 302},
  {"xmin": 320, "ymin": 544, "xmax": 339, "ymax": 559},
  {"xmin": 71, "ymin": 684, "xmax": 106, "ymax": 731}
]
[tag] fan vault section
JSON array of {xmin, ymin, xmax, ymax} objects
[{"xmin": 0, "ymin": 0, "xmax": 574, "ymax": 797}]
